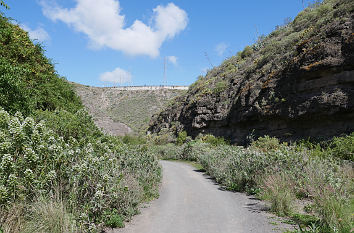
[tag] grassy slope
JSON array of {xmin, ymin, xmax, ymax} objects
[
  {"xmin": 74, "ymin": 83, "xmax": 186, "ymax": 135},
  {"xmin": 0, "ymin": 14, "xmax": 82, "ymax": 116},
  {"xmin": 187, "ymin": 0, "xmax": 353, "ymax": 103}
]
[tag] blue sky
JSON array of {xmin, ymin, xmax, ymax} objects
[{"xmin": 3, "ymin": 0, "xmax": 313, "ymax": 87}]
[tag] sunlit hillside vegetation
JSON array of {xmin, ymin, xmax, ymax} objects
[
  {"xmin": 0, "ymin": 13, "xmax": 161, "ymax": 233},
  {"xmin": 155, "ymin": 133, "xmax": 353, "ymax": 233}
]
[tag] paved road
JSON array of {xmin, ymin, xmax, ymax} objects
[{"xmin": 111, "ymin": 161, "xmax": 290, "ymax": 233}]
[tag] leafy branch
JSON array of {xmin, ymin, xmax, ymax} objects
[{"xmin": 0, "ymin": 0, "xmax": 9, "ymax": 9}]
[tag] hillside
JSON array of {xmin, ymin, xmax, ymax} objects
[
  {"xmin": 0, "ymin": 13, "xmax": 82, "ymax": 116},
  {"xmin": 73, "ymin": 83, "xmax": 187, "ymax": 135},
  {"xmin": 148, "ymin": 0, "xmax": 354, "ymax": 144},
  {"xmin": 0, "ymin": 12, "xmax": 161, "ymax": 233}
]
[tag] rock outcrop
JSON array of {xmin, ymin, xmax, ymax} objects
[{"xmin": 148, "ymin": 0, "xmax": 354, "ymax": 144}]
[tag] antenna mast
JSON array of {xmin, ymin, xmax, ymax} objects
[
  {"xmin": 204, "ymin": 52, "xmax": 214, "ymax": 68},
  {"xmin": 163, "ymin": 56, "xmax": 167, "ymax": 86}
]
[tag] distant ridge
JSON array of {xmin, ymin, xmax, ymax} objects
[{"xmin": 72, "ymin": 82, "xmax": 187, "ymax": 135}]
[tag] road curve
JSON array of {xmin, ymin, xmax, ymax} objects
[{"xmin": 111, "ymin": 161, "xmax": 290, "ymax": 233}]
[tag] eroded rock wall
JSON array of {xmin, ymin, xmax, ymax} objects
[{"xmin": 148, "ymin": 3, "xmax": 354, "ymax": 144}]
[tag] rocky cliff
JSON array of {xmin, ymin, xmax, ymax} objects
[{"xmin": 148, "ymin": 0, "xmax": 354, "ymax": 144}]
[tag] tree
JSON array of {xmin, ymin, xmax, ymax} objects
[{"xmin": 0, "ymin": 1, "xmax": 9, "ymax": 9}]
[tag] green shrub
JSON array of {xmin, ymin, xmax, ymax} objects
[
  {"xmin": 0, "ymin": 108, "xmax": 161, "ymax": 231},
  {"xmin": 296, "ymin": 133, "xmax": 354, "ymax": 161},
  {"xmin": 176, "ymin": 131, "xmax": 187, "ymax": 145},
  {"xmin": 213, "ymin": 80, "xmax": 228, "ymax": 94},
  {"xmin": 329, "ymin": 133, "xmax": 354, "ymax": 161},
  {"xmin": 103, "ymin": 209, "xmax": 125, "ymax": 228},
  {"xmin": 122, "ymin": 135, "xmax": 146, "ymax": 145},
  {"xmin": 0, "ymin": 14, "xmax": 82, "ymax": 116},
  {"xmin": 152, "ymin": 143, "xmax": 184, "ymax": 160},
  {"xmin": 240, "ymin": 46, "xmax": 253, "ymax": 58},
  {"xmin": 250, "ymin": 135, "xmax": 285, "ymax": 152},
  {"xmin": 197, "ymin": 134, "xmax": 228, "ymax": 146},
  {"xmin": 0, "ymin": 57, "xmax": 32, "ymax": 116},
  {"xmin": 34, "ymin": 109, "xmax": 102, "ymax": 142},
  {"xmin": 152, "ymin": 131, "xmax": 175, "ymax": 145}
]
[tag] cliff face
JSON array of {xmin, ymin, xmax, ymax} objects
[{"xmin": 148, "ymin": 0, "xmax": 354, "ymax": 144}]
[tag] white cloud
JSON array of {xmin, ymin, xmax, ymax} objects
[
  {"xmin": 20, "ymin": 24, "xmax": 50, "ymax": 42},
  {"xmin": 166, "ymin": 56, "xmax": 177, "ymax": 65},
  {"xmin": 215, "ymin": 42, "xmax": 228, "ymax": 56},
  {"xmin": 40, "ymin": 0, "xmax": 188, "ymax": 57},
  {"xmin": 99, "ymin": 67, "xmax": 132, "ymax": 84}
]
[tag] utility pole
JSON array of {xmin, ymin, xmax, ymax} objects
[
  {"xmin": 163, "ymin": 56, "xmax": 167, "ymax": 86},
  {"xmin": 204, "ymin": 52, "xmax": 214, "ymax": 68}
]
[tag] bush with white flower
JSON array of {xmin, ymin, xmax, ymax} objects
[{"xmin": 0, "ymin": 108, "xmax": 161, "ymax": 231}]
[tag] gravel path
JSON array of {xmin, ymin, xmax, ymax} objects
[{"xmin": 110, "ymin": 161, "xmax": 292, "ymax": 233}]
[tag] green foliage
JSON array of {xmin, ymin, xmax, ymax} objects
[
  {"xmin": 297, "ymin": 133, "xmax": 354, "ymax": 161},
  {"xmin": 0, "ymin": 57, "xmax": 33, "ymax": 116},
  {"xmin": 212, "ymin": 80, "xmax": 228, "ymax": 94},
  {"xmin": 0, "ymin": 11, "xmax": 162, "ymax": 232},
  {"xmin": 176, "ymin": 131, "xmax": 187, "ymax": 145},
  {"xmin": 0, "ymin": 1, "xmax": 8, "ymax": 9},
  {"xmin": 34, "ymin": 109, "xmax": 102, "ymax": 142},
  {"xmin": 329, "ymin": 133, "xmax": 354, "ymax": 161},
  {"xmin": 0, "ymin": 108, "xmax": 161, "ymax": 231},
  {"xmin": 153, "ymin": 134, "xmax": 353, "ymax": 233},
  {"xmin": 122, "ymin": 134, "xmax": 146, "ymax": 145},
  {"xmin": 197, "ymin": 134, "xmax": 228, "ymax": 146},
  {"xmin": 150, "ymin": 129, "xmax": 176, "ymax": 145},
  {"xmin": 250, "ymin": 135, "xmax": 286, "ymax": 151},
  {"xmin": 103, "ymin": 209, "xmax": 125, "ymax": 228},
  {"xmin": 0, "ymin": 15, "xmax": 82, "ymax": 116},
  {"xmin": 240, "ymin": 45, "xmax": 253, "ymax": 59}
]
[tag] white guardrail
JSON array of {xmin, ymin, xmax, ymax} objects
[{"xmin": 110, "ymin": 85, "xmax": 189, "ymax": 91}]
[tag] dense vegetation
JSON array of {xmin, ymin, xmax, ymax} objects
[
  {"xmin": 0, "ymin": 13, "xmax": 161, "ymax": 233},
  {"xmin": 0, "ymin": 16, "xmax": 82, "ymax": 116},
  {"xmin": 154, "ymin": 134, "xmax": 353, "ymax": 233}
]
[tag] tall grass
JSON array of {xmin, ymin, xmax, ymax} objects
[
  {"xmin": 22, "ymin": 197, "xmax": 77, "ymax": 233},
  {"xmin": 153, "ymin": 134, "xmax": 354, "ymax": 232}
]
